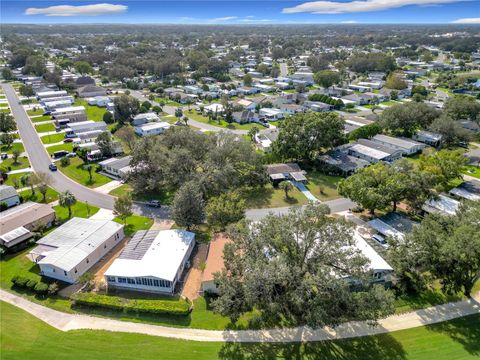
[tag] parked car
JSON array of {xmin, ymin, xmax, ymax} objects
[
  {"xmin": 66, "ymin": 152, "xmax": 77, "ymax": 158},
  {"xmin": 146, "ymin": 200, "xmax": 161, "ymax": 207},
  {"xmin": 63, "ymin": 138, "xmax": 74, "ymax": 143},
  {"xmin": 48, "ymin": 163, "xmax": 58, "ymax": 171},
  {"xmin": 43, "ymin": 111, "xmax": 51, "ymax": 116},
  {"xmin": 372, "ymin": 234, "xmax": 388, "ymax": 248},
  {"xmin": 51, "ymin": 150, "xmax": 69, "ymax": 159},
  {"xmin": 0, "ymin": 153, "xmax": 8, "ymax": 160}
]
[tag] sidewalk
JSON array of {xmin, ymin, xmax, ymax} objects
[{"xmin": 1, "ymin": 288, "xmax": 478, "ymax": 343}]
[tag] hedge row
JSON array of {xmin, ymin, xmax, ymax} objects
[
  {"xmin": 72, "ymin": 293, "xmax": 191, "ymax": 316},
  {"xmin": 11, "ymin": 276, "xmax": 49, "ymax": 295}
]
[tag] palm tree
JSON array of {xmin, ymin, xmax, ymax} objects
[
  {"xmin": 59, "ymin": 190, "xmax": 77, "ymax": 219},
  {"xmin": 83, "ymin": 164, "xmax": 94, "ymax": 183},
  {"xmin": 279, "ymin": 181, "xmax": 293, "ymax": 199},
  {"xmin": 248, "ymin": 126, "xmax": 260, "ymax": 141}
]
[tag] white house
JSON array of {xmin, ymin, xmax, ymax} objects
[
  {"xmin": 134, "ymin": 121, "xmax": 170, "ymax": 137},
  {"xmin": 259, "ymin": 108, "xmax": 284, "ymax": 121},
  {"xmin": 29, "ymin": 218, "xmax": 125, "ymax": 284},
  {"xmin": 371, "ymin": 134, "xmax": 425, "ymax": 155},
  {"xmin": 132, "ymin": 112, "xmax": 159, "ymax": 126},
  {"xmin": 0, "ymin": 185, "xmax": 20, "ymax": 209},
  {"xmin": 105, "ymin": 229, "xmax": 195, "ymax": 294},
  {"xmin": 99, "ymin": 156, "xmax": 132, "ymax": 179}
]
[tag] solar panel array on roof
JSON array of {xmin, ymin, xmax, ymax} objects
[{"xmin": 119, "ymin": 230, "xmax": 159, "ymax": 260}]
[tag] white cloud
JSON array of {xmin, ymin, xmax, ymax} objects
[
  {"xmin": 209, "ymin": 16, "xmax": 238, "ymax": 22},
  {"xmin": 25, "ymin": 3, "xmax": 127, "ymax": 17},
  {"xmin": 283, "ymin": 0, "xmax": 463, "ymax": 14},
  {"xmin": 239, "ymin": 18, "xmax": 274, "ymax": 22},
  {"xmin": 450, "ymin": 17, "xmax": 480, "ymax": 23},
  {"xmin": 341, "ymin": 20, "xmax": 358, "ymax": 23}
]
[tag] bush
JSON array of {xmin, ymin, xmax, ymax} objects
[
  {"xmin": 48, "ymin": 282, "xmax": 59, "ymax": 295},
  {"xmin": 12, "ymin": 276, "xmax": 29, "ymax": 287},
  {"xmin": 60, "ymin": 157, "xmax": 70, "ymax": 167},
  {"xmin": 72, "ymin": 293, "xmax": 191, "ymax": 316},
  {"xmin": 26, "ymin": 279, "xmax": 38, "ymax": 290},
  {"xmin": 34, "ymin": 282, "xmax": 49, "ymax": 295}
]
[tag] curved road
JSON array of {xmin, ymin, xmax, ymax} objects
[{"xmin": 2, "ymin": 83, "xmax": 169, "ymax": 219}]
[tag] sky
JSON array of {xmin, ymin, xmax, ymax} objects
[{"xmin": 1, "ymin": 0, "xmax": 480, "ymax": 25}]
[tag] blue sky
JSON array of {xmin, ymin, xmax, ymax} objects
[{"xmin": 1, "ymin": 1, "xmax": 480, "ymax": 24}]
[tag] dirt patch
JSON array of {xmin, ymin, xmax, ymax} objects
[
  {"xmin": 180, "ymin": 243, "xmax": 208, "ymax": 301},
  {"xmin": 91, "ymin": 237, "xmax": 130, "ymax": 289}
]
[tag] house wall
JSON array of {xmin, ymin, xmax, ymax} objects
[
  {"xmin": 1, "ymin": 195, "xmax": 20, "ymax": 208},
  {"xmin": 38, "ymin": 229, "xmax": 124, "ymax": 284},
  {"xmin": 201, "ymin": 279, "xmax": 219, "ymax": 294}
]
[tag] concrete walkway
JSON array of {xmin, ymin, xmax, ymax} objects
[
  {"xmin": 94, "ymin": 180, "xmax": 123, "ymax": 194},
  {"xmin": 89, "ymin": 208, "xmax": 115, "ymax": 221},
  {"xmin": 1, "ymin": 288, "xmax": 478, "ymax": 343},
  {"xmin": 293, "ymin": 181, "xmax": 319, "ymax": 202}
]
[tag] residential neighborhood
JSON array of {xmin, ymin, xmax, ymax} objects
[{"xmin": 0, "ymin": 15, "xmax": 479, "ymax": 360}]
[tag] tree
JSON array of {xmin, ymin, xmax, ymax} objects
[
  {"xmin": 206, "ymin": 192, "xmax": 246, "ymax": 231},
  {"xmin": 212, "ymin": 203, "xmax": 395, "ymax": 326},
  {"xmin": 175, "ymin": 108, "xmax": 183, "ymax": 120},
  {"xmin": 279, "ymin": 181, "xmax": 293, "ymax": 199},
  {"xmin": 391, "ymin": 202, "xmax": 480, "ymax": 297},
  {"xmin": 247, "ymin": 126, "xmax": 259, "ymax": 141},
  {"xmin": 74, "ymin": 61, "xmax": 93, "ymax": 75},
  {"xmin": 0, "ymin": 113, "xmax": 17, "ymax": 133},
  {"xmin": 152, "ymin": 105, "xmax": 162, "ymax": 114},
  {"xmin": 314, "ymin": 70, "xmax": 340, "ymax": 89},
  {"xmin": 21, "ymin": 173, "xmax": 39, "ymax": 196},
  {"xmin": 348, "ymin": 123, "xmax": 383, "ymax": 141},
  {"xmin": 443, "ymin": 96, "xmax": 480, "ymax": 123},
  {"xmin": 115, "ymin": 126, "xmax": 137, "ymax": 151},
  {"xmin": 78, "ymin": 272, "xmax": 95, "ymax": 291},
  {"xmin": 113, "ymin": 95, "xmax": 140, "ymax": 125},
  {"xmin": 59, "ymin": 190, "xmax": 76, "ymax": 219},
  {"xmin": 273, "ymin": 112, "xmax": 345, "ymax": 161},
  {"xmin": 380, "ymin": 102, "xmax": 440, "ymax": 137},
  {"xmin": 2, "ymin": 68, "xmax": 13, "ymax": 81},
  {"xmin": 36, "ymin": 172, "xmax": 52, "ymax": 203},
  {"xmin": 95, "ymin": 132, "xmax": 114, "ymax": 158},
  {"xmin": 243, "ymin": 74, "xmax": 253, "ymax": 87},
  {"xmin": 0, "ymin": 133, "xmax": 14, "ymax": 149},
  {"xmin": 103, "ymin": 111, "xmax": 114, "ymax": 124},
  {"xmin": 418, "ymin": 149, "xmax": 467, "ymax": 190},
  {"xmin": 141, "ymin": 100, "xmax": 152, "ymax": 110},
  {"xmin": 429, "ymin": 115, "xmax": 472, "ymax": 148},
  {"xmin": 11, "ymin": 149, "xmax": 21, "ymax": 165},
  {"xmin": 83, "ymin": 164, "xmax": 94, "ymax": 183},
  {"xmin": 385, "ymin": 72, "xmax": 407, "ymax": 90},
  {"xmin": 113, "ymin": 193, "xmax": 133, "ymax": 224},
  {"xmin": 171, "ymin": 181, "xmax": 205, "ymax": 230},
  {"xmin": 23, "ymin": 55, "xmax": 46, "ymax": 76}
]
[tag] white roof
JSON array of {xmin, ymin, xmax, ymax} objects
[
  {"xmin": 105, "ymin": 230, "xmax": 195, "ymax": 281},
  {"xmin": 35, "ymin": 218, "xmax": 124, "ymax": 271},
  {"xmin": 133, "ymin": 112, "xmax": 159, "ymax": 121},
  {"xmin": 204, "ymin": 103, "xmax": 224, "ymax": 112},
  {"xmin": 136, "ymin": 121, "xmax": 170, "ymax": 131},
  {"xmin": 350, "ymin": 144, "xmax": 390, "ymax": 160},
  {"xmin": 53, "ymin": 106, "xmax": 85, "ymax": 114},
  {"xmin": 354, "ymin": 232, "xmax": 393, "ymax": 272},
  {"xmin": 423, "ymin": 194, "xmax": 460, "ymax": 216},
  {"xmin": 367, "ymin": 219, "xmax": 405, "ymax": 240},
  {"xmin": 0, "ymin": 226, "xmax": 31, "ymax": 244}
]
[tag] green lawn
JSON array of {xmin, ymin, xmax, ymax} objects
[
  {"xmin": 113, "ymin": 215, "xmax": 154, "ymax": 236},
  {"xmin": 73, "ymin": 98, "xmax": 107, "ymax": 121},
  {"xmin": 155, "ymin": 97, "xmax": 183, "ymax": 107},
  {"xmin": 35, "ymin": 123, "xmax": 56, "ymax": 133},
  {"xmin": 41, "ymin": 133, "xmax": 65, "ymax": 144},
  {"xmin": 19, "ymin": 186, "xmax": 59, "ymax": 204},
  {"xmin": 3, "ymin": 172, "xmax": 24, "ymax": 188},
  {"xmin": 186, "ymin": 110, "xmax": 262, "ymax": 131},
  {"xmin": 462, "ymin": 165, "xmax": 480, "ymax": 179},
  {"xmin": 46, "ymin": 143, "xmax": 74, "ymax": 155},
  {"xmin": 0, "ymin": 142, "xmax": 24, "ymax": 155},
  {"xmin": 0, "ymin": 156, "xmax": 30, "ymax": 171},
  {"xmin": 0, "ymin": 108, "xmax": 11, "ymax": 113},
  {"xmin": 30, "ymin": 115, "xmax": 52, "ymax": 123},
  {"xmin": 27, "ymin": 108, "xmax": 44, "ymax": 116},
  {"xmin": 58, "ymin": 157, "xmax": 112, "ymax": 188},
  {"xmin": 53, "ymin": 201, "xmax": 99, "ymax": 222},
  {"xmin": 2, "ymin": 300, "xmax": 480, "ymax": 360},
  {"xmin": 109, "ymin": 184, "xmax": 174, "ymax": 204},
  {"xmin": 242, "ymin": 184, "xmax": 309, "ymax": 209},
  {"xmin": 306, "ymin": 172, "xmax": 342, "ymax": 201}
]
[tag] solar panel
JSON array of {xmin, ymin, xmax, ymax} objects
[{"xmin": 119, "ymin": 230, "xmax": 159, "ymax": 260}]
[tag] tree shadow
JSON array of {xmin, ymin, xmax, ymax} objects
[{"xmin": 218, "ymin": 331, "xmax": 406, "ymax": 360}]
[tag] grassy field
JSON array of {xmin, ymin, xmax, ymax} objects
[
  {"xmin": 58, "ymin": 157, "xmax": 112, "ymax": 188},
  {"xmin": 46, "ymin": 143, "xmax": 74, "ymax": 155},
  {"xmin": 0, "ymin": 156, "xmax": 30, "ymax": 171},
  {"xmin": 30, "ymin": 115, "xmax": 52, "ymax": 123},
  {"xmin": 306, "ymin": 172, "xmax": 342, "ymax": 201},
  {"xmin": 242, "ymin": 184, "xmax": 309, "ymax": 209},
  {"xmin": 19, "ymin": 186, "xmax": 59, "ymax": 204},
  {"xmin": 73, "ymin": 98, "xmax": 107, "ymax": 121},
  {"xmin": 35, "ymin": 123, "xmax": 56, "ymax": 133},
  {"xmin": 113, "ymin": 215, "xmax": 154, "ymax": 236},
  {"xmin": 186, "ymin": 110, "xmax": 262, "ymax": 131},
  {"xmin": 27, "ymin": 108, "xmax": 44, "ymax": 116},
  {"xmin": 0, "ymin": 142, "xmax": 24, "ymax": 155},
  {"xmin": 41, "ymin": 133, "xmax": 65, "ymax": 144},
  {"xmin": 1, "ymin": 300, "xmax": 479, "ymax": 360},
  {"xmin": 109, "ymin": 184, "xmax": 175, "ymax": 204},
  {"xmin": 53, "ymin": 201, "xmax": 100, "ymax": 222}
]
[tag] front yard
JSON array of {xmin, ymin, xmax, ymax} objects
[
  {"xmin": 242, "ymin": 184, "xmax": 309, "ymax": 209},
  {"xmin": 0, "ymin": 142, "xmax": 24, "ymax": 155},
  {"xmin": 109, "ymin": 183, "xmax": 175, "ymax": 204},
  {"xmin": 305, "ymin": 172, "xmax": 342, "ymax": 201},
  {"xmin": 113, "ymin": 215, "xmax": 154, "ymax": 236},
  {"xmin": 58, "ymin": 157, "xmax": 112, "ymax": 188},
  {"xmin": 35, "ymin": 123, "xmax": 56, "ymax": 133},
  {"xmin": 73, "ymin": 98, "xmax": 108, "ymax": 121},
  {"xmin": 53, "ymin": 201, "xmax": 100, "ymax": 222},
  {"xmin": 41, "ymin": 133, "xmax": 65, "ymax": 144},
  {"xmin": 1, "ymin": 156, "xmax": 30, "ymax": 171}
]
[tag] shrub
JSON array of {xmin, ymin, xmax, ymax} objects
[
  {"xmin": 26, "ymin": 279, "xmax": 38, "ymax": 290},
  {"xmin": 72, "ymin": 293, "xmax": 191, "ymax": 316},
  {"xmin": 12, "ymin": 276, "xmax": 29, "ymax": 287},
  {"xmin": 60, "ymin": 157, "xmax": 70, "ymax": 167},
  {"xmin": 48, "ymin": 282, "xmax": 59, "ymax": 295},
  {"xmin": 34, "ymin": 282, "xmax": 49, "ymax": 295}
]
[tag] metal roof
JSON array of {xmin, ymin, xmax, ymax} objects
[
  {"xmin": 36, "ymin": 218, "xmax": 124, "ymax": 271},
  {"xmin": 0, "ymin": 185, "xmax": 18, "ymax": 202}
]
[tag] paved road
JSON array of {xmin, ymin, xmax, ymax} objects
[
  {"xmin": 2, "ymin": 288, "xmax": 479, "ymax": 343},
  {"xmin": 279, "ymin": 62, "xmax": 288, "ymax": 77},
  {"xmin": 2, "ymin": 83, "xmax": 170, "ymax": 219},
  {"xmin": 245, "ymin": 198, "xmax": 356, "ymax": 221}
]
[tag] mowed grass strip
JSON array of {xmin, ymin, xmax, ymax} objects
[{"xmin": 1, "ymin": 300, "xmax": 479, "ymax": 360}]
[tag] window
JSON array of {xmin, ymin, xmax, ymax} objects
[
  {"xmin": 64, "ymin": 271, "xmax": 67, "ymax": 276},
  {"xmin": 74, "ymin": 268, "xmax": 77, "ymax": 274},
  {"xmin": 136, "ymin": 278, "xmax": 142, "ymax": 285},
  {"xmin": 118, "ymin": 277, "xmax": 127, "ymax": 283},
  {"xmin": 107, "ymin": 276, "xmax": 116, "ymax": 282},
  {"xmin": 147, "ymin": 278, "xmax": 153, "ymax": 286},
  {"xmin": 127, "ymin": 278, "xmax": 135, "ymax": 284},
  {"xmin": 86, "ymin": 258, "xmax": 89, "ymax": 264},
  {"xmin": 141, "ymin": 278, "xmax": 147, "ymax": 285},
  {"xmin": 104, "ymin": 244, "xmax": 107, "ymax": 249},
  {"xmin": 153, "ymin": 279, "xmax": 159, "ymax": 287},
  {"xmin": 53, "ymin": 268, "xmax": 55, "ymax": 273}
]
